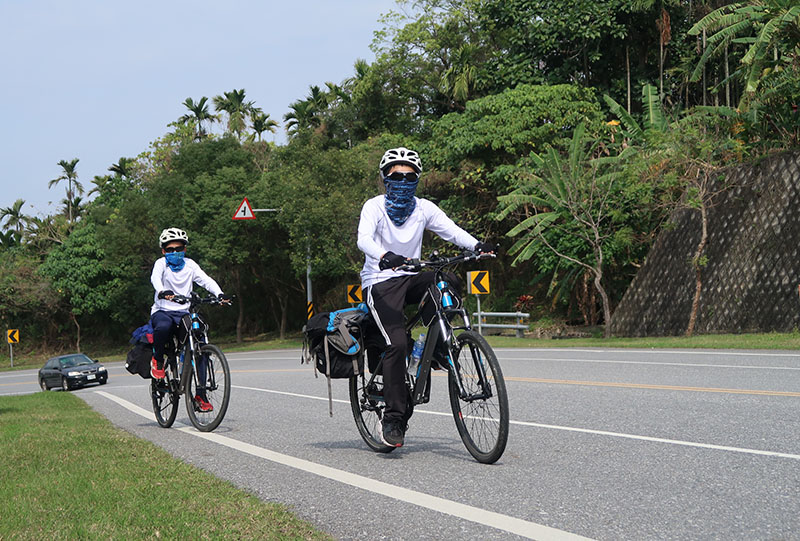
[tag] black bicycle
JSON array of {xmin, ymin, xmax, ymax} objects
[
  {"xmin": 150, "ymin": 292, "xmax": 232, "ymax": 432},
  {"xmin": 349, "ymin": 251, "xmax": 510, "ymax": 464}
]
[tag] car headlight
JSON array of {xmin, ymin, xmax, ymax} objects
[
  {"xmin": 67, "ymin": 371, "xmax": 81, "ymax": 377},
  {"xmin": 98, "ymin": 366, "xmax": 107, "ymax": 372}
]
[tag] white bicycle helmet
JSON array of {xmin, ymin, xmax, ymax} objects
[
  {"xmin": 159, "ymin": 227, "xmax": 188, "ymax": 248},
  {"xmin": 379, "ymin": 147, "xmax": 422, "ymax": 175}
]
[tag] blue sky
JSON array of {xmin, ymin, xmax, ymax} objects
[{"xmin": 0, "ymin": 0, "xmax": 398, "ymax": 217}]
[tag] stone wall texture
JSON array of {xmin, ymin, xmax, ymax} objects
[{"xmin": 610, "ymin": 151, "xmax": 800, "ymax": 336}]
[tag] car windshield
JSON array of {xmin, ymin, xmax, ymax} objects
[{"xmin": 59, "ymin": 354, "xmax": 93, "ymax": 368}]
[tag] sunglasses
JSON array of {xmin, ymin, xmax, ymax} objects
[
  {"xmin": 386, "ymin": 171, "xmax": 419, "ymax": 182},
  {"xmin": 163, "ymin": 246, "xmax": 185, "ymax": 253}
]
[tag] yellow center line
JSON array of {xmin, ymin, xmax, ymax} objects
[
  {"xmin": 1, "ymin": 380, "xmax": 36, "ymax": 387},
  {"xmin": 505, "ymin": 376, "xmax": 800, "ymax": 397},
  {"xmin": 231, "ymin": 369, "xmax": 309, "ymax": 374}
]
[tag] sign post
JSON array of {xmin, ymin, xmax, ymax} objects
[
  {"xmin": 467, "ymin": 271, "xmax": 490, "ymax": 335},
  {"xmin": 7, "ymin": 329, "xmax": 19, "ymax": 367},
  {"xmin": 232, "ymin": 199, "xmax": 314, "ymax": 319}
]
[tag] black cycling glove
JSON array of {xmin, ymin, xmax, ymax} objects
[
  {"xmin": 218, "ymin": 293, "xmax": 232, "ymax": 302},
  {"xmin": 379, "ymin": 251, "xmax": 408, "ymax": 270},
  {"xmin": 474, "ymin": 242, "xmax": 497, "ymax": 254},
  {"xmin": 157, "ymin": 290, "xmax": 174, "ymax": 300}
]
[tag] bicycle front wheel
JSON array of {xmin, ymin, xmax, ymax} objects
[
  {"xmin": 151, "ymin": 362, "xmax": 179, "ymax": 428},
  {"xmin": 349, "ymin": 369, "xmax": 394, "ymax": 453},
  {"xmin": 184, "ymin": 344, "xmax": 231, "ymax": 432},
  {"xmin": 448, "ymin": 330, "xmax": 509, "ymax": 464}
]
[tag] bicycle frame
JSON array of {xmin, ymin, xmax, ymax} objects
[{"xmin": 362, "ymin": 252, "xmax": 496, "ymax": 407}]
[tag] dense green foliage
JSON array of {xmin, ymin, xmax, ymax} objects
[{"xmin": 1, "ymin": 0, "xmax": 798, "ymax": 352}]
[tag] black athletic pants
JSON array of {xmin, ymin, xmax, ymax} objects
[{"xmin": 365, "ymin": 272, "xmax": 459, "ymax": 425}]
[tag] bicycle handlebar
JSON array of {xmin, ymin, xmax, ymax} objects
[
  {"xmin": 395, "ymin": 250, "xmax": 496, "ymax": 272},
  {"xmin": 170, "ymin": 292, "xmax": 234, "ymax": 307}
]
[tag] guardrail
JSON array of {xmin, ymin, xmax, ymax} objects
[{"xmin": 472, "ymin": 311, "xmax": 529, "ymax": 338}]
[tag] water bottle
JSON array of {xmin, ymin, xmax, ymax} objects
[
  {"xmin": 408, "ymin": 333, "xmax": 426, "ymax": 376},
  {"xmin": 437, "ymin": 281, "xmax": 453, "ymax": 308}
]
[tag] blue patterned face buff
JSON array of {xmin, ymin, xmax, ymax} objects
[
  {"xmin": 165, "ymin": 251, "xmax": 186, "ymax": 272},
  {"xmin": 383, "ymin": 176, "xmax": 419, "ymax": 226}
]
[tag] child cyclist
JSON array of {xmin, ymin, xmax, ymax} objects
[{"xmin": 150, "ymin": 227, "xmax": 230, "ymax": 412}]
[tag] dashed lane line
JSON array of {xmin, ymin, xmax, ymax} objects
[{"xmin": 233, "ymin": 385, "xmax": 800, "ymax": 461}]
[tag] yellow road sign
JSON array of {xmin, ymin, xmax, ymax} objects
[
  {"xmin": 307, "ymin": 302, "xmax": 314, "ymax": 320},
  {"xmin": 347, "ymin": 284, "xmax": 363, "ymax": 303},
  {"xmin": 7, "ymin": 329, "xmax": 19, "ymax": 344},
  {"xmin": 467, "ymin": 271, "xmax": 490, "ymax": 295}
]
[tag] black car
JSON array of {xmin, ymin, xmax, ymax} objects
[{"xmin": 38, "ymin": 353, "xmax": 108, "ymax": 391}]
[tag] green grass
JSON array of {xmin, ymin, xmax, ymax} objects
[{"xmin": 0, "ymin": 392, "xmax": 330, "ymax": 540}]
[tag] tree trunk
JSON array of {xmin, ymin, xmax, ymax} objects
[
  {"xmin": 686, "ymin": 202, "xmax": 709, "ymax": 337},
  {"xmin": 626, "ymin": 46, "xmax": 631, "ymax": 113},
  {"xmin": 277, "ymin": 290, "xmax": 288, "ymax": 340},
  {"xmin": 593, "ymin": 269, "xmax": 613, "ymax": 338},
  {"xmin": 71, "ymin": 313, "xmax": 81, "ymax": 352},
  {"xmin": 702, "ymin": 29, "xmax": 707, "ymax": 106},
  {"xmin": 725, "ymin": 44, "xmax": 730, "ymax": 107}
]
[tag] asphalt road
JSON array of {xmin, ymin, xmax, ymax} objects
[{"xmin": 4, "ymin": 347, "xmax": 800, "ymax": 540}]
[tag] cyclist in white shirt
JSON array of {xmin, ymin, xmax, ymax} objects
[
  {"xmin": 150, "ymin": 228, "xmax": 229, "ymax": 411},
  {"xmin": 357, "ymin": 147, "xmax": 495, "ymax": 447}
]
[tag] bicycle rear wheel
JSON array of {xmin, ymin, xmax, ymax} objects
[
  {"xmin": 151, "ymin": 361, "xmax": 179, "ymax": 428},
  {"xmin": 349, "ymin": 369, "xmax": 394, "ymax": 453},
  {"xmin": 448, "ymin": 330, "xmax": 509, "ymax": 464},
  {"xmin": 184, "ymin": 344, "xmax": 231, "ymax": 432}
]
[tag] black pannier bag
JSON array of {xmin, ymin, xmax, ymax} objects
[
  {"xmin": 125, "ymin": 322, "xmax": 153, "ymax": 379},
  {"xmin": 302, "ymin": 304, "xmax": 369, "ymax": 415}
]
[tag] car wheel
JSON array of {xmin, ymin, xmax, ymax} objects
[
  {"xmin": 61, "ymin": 377, "xmax": 70, "ymax": 392},
  {"xmin": 99, "ymin": 378, "xmax": 107, "ymax": 385},
  {"xmin": 39, "ymin": 378, "xmax": 48, "ymax": 391}
]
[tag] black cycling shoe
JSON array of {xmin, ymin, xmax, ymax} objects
[{"xmin": 381, "ymin": 420, "xmax": 406, "ymax": 447}]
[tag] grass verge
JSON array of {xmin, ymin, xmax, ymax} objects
[{"xmin": 0, "ymin": 392, "xmax": 330, "ymax": 540}]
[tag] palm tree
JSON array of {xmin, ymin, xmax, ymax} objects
[
  {"xmin": 108, "ymin": 157, "xmax": 134, "ymax": 178},
  {"xmin": 48, "ymin": 158, "xmax": 83, "ymax": 223},
  {"xmin": 60, "ymin": 196, "xmax": 85, "ymax": 220},
  {"xmin": 441, "ymin": 43, "xmax": 480, "ymax": 106},
  {"xmin": 497, "ymin": 124, "xmax": 631, "ymax": 337},
  {"xmin": 283, "ymin": 100, "xmax": 318, "ymax": 136},
  {"xmin": 0, "ymin": 199, "xmax": 28, "ymax": 234},
  {"xmin": 213, "ymin": 89, "xmax": 260, "ymax": 139},
  {"xmin": 179, "ymin": 97, "xmax": 216, "ymax": 140},
  {"xmin": 250, "ymin": 112, "xmax": 279, "ymax": 141},
  {"xmin": 689, "ymin": 1, "xmax": 800, "ymax": 103}
]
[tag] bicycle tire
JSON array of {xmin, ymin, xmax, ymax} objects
[
  {"xmin": 349, "ymin": 369, "xmax": 395, "ymax": 453},
  {"xmin": 151, "ymin": 362, "xmax": 179, "ymax": 428},
  {"xmin": 184, "ymin": 344, "xmax": 231, "ymax": 432},
  {"xmin": 448, "ymin": 330, "xmax": 509, "ymax": 464}
]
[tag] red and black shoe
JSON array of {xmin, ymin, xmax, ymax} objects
[
  {"xmin": 150, "ymin": 357, "xmax": 165, "ymax": 380},
  {"xmin": 194, "ymin": 395, "xmax": 213, "ymax": 412}
]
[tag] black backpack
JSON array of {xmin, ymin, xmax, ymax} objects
[{"xmin": 302, "ymin": 304, "xmax": 368, "ymax": 415}]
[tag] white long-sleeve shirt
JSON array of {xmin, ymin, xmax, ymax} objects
[
  {"xmin": 150, "ymin": 257, "xmax": 223, "ymax": 314},
  {"xmin": 357, "ymin": 195, "xmax": 479, "ymax": 289}
]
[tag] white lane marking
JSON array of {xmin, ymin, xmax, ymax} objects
[
  {"xmin": 497, "ymin": 356, "xmax": 800, "ymax": 371},
  {"xmin": 233, "ymin": 386, "xmax": 800, "ymax": 461},
  {"xmin": 500, "ymin": 348, "xmax": 800, "ymax": 358},
  {"xmin": 0, "ymin": 372, "xmax": 40, "ymax": 380},
  {"xmin": 94, "ymin": 390, "xmax": 590, "ymax": 541}
]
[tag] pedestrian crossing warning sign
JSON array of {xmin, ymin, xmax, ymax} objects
[{"xmin": 233, "ymin": 198, "xmax": 256, "ymax": 220}]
